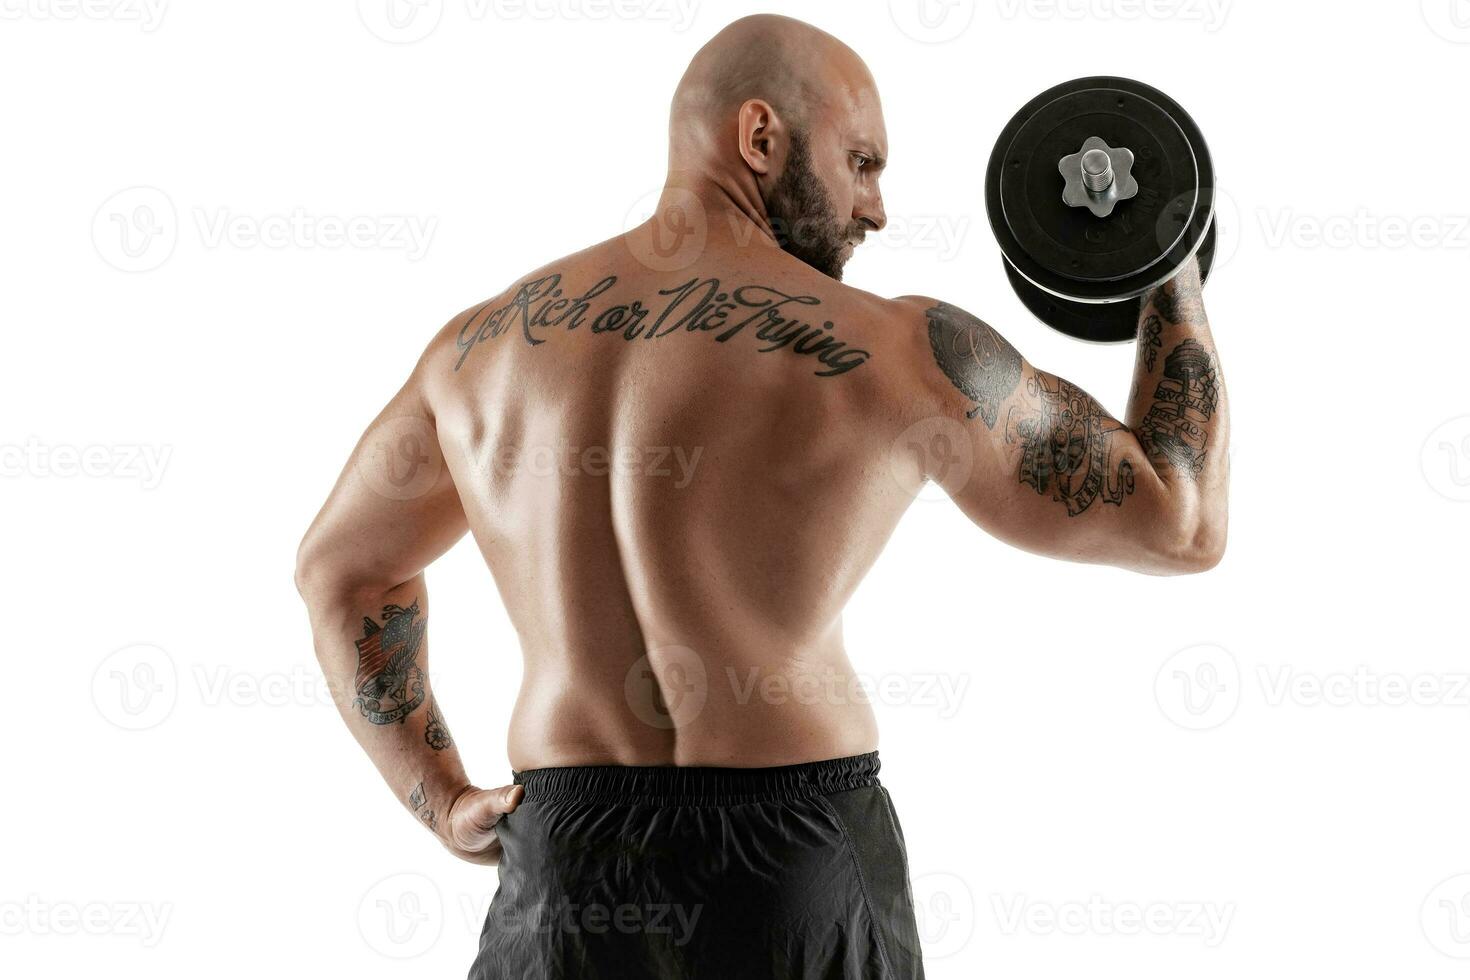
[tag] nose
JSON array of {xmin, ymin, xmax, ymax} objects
[{"xmin": 856, "ymin": 189, "xmax": 886, "ymax": 233}]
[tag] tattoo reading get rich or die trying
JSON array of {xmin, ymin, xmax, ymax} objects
[{"xmin": 453, "ymin": 273, "xmax": 871, "ymax": 377}]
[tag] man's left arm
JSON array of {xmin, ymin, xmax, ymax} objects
[{"xmin": 294, "ymin": 360, "xmax": 521, "ymax": 865}]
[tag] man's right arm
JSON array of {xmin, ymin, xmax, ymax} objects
[{"xmin": 895, "ymin": 256, "xmax": 1228, "ymax": 575}]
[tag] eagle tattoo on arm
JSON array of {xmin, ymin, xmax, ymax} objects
[{"xmin": 352, "ymin": 600, "xmax": 427, "ymax": 725}]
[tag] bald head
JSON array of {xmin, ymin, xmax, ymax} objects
[
  {"xmin": 670, "ymin": 15, "xmax": 874, "ymax": 157},
  {"xmin": 664, "ymin": 15, "xmax": 888, "ymax": 280}
]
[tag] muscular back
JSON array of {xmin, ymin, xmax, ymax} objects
[{"xmin": 422, "ymin": 236, "xmax": 925, "ymax": 768}]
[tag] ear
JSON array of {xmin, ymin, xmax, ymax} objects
[{"xmin": 736, "ymin": 98, "xmax": 784, "ymax": 176}]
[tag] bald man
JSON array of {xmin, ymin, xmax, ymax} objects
[{"xmin": 296, "ymin": 14, "xmax": 1227, "ymax": 979}]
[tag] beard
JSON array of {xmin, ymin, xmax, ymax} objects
[{"xmin": 763, "ymin": 130, "xmax": 865, "ymax": 281}]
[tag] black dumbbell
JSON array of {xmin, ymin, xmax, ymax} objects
[{"xmin": 985, "ymin": 77, "xmax": 1216, "ymax": 343}]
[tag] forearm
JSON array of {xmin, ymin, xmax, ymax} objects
[
  {"xmin": 300, "ymin": 573, "xmax": 471, "ymax": 847},
  {"xmin": 1123, "ymin": 256, "xmax": 1230, "ymax": 557}
]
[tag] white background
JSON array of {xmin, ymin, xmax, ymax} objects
[{"xmin": 4, "ymin": 0, "xmax": 1469, "ymax": 976}]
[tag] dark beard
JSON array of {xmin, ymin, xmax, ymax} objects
[{"xmin": 763, "ymin": 130, "xmax": 858, "ymax": 281}]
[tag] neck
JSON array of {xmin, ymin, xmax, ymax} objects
[{"xmin": 656, "ymin": 168, "xmax": 780, "ymax": 251}]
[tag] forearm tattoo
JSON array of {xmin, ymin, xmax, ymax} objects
[
  {"xmin": 1142, "ymin": 275, "xmax": 1205, "ymax": 326},
  {"xmin": 424, "ymin": 697, "xmax": 453, "ymax": 751},
  {"xmin": 924, "ymin": 302, "xmax": 1022, "ymax": 429},
  {"xmin": 1136, "ymin": 338, "xmax": 1220, "ymax": 478},
  {"xmin": 408, "ymin": 780, "xmax": 437, "ymax": 832},
  {"xmin": 453, "ymin": 273, "xmax": 871, "ymax": 378},
  {"xmin": 352, "ymin": 600, "xmax": 427, "ymax": 725},
  {"xmin": 1141, "ymin": 315, "xmax": 1163, "ymax": 371}
]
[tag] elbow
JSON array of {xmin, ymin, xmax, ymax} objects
[
  {"xmin": 294, "ymin": 530, "xmax": 349, "ymax": 608},
  {"xmin": 1152, "ymin": 516, "xmax": 1227, "ymax": 575}
]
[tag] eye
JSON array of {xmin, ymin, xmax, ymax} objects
[{"xmin": 852, "ymin": 153, "xmax": 870, "ymax": 170}]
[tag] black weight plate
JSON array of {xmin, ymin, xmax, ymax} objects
[
  {"xmin": 1004, "ymin": 218, "xmax": 1217, "ymax": 344},
  {"xmin": 1001, "ymin": 87, "xmax": 1196, "ymax": 284},
  {"xmin": 986, "ymin": 77, "xmax": 1214, "ymax": 306}
]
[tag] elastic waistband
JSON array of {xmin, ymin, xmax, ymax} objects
[{"xmin": 513, "ymin": 751, "xmax": 881, "ymax": 806}]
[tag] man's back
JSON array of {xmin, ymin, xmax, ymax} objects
[
  {"xmin": 425, "ymin": 233, "xmax": 923, "ymax": 768},
  {"xmin": 295, "ymin": 16, "xmax": 1226, "ymax": 976}
]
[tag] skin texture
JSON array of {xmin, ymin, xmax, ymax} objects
[{"xmin": 296, "ymin": 15, "xmax": 1228, "ymax": 863}]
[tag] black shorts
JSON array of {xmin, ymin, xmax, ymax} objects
[{"xmin": 468, "ymin": 751, "xmax": 925, "ymax": 979}]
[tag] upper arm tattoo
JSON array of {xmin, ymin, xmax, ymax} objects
[
  {"xmin": 924, "ymin": 301, "xmax": 1023, "ymax": 429},
  {"xmin": 1005, "ymin": 375, "xmax": 1135, "ymax": 516},
  {"xmin": 352, "ymin": 600, "xmax": 427, "ymax": 725}
]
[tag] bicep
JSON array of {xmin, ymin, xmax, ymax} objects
[
  {"xmin": 297, "ymin": 375, "xmax": 468, "ymax": 599},
  {"xmin": 913, "ymin": 298, "xmax": 1176, "ymax": 569}
]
